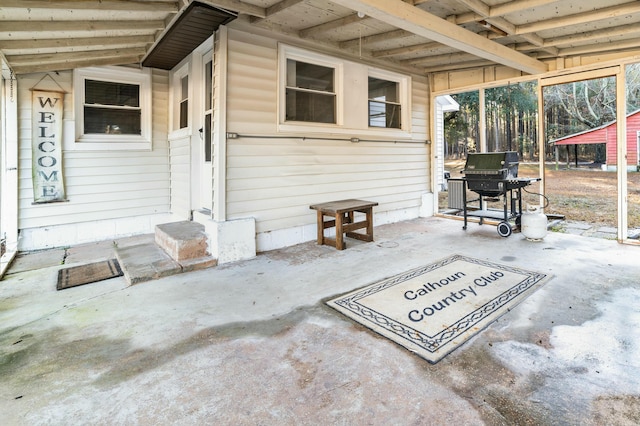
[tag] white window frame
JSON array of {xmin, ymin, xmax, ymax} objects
[
  {"xmin": 277, "ymin": 44, "xmax": 411, "ymax": 137},
  {"xmin": 70, "ymin": 66, "xmax": 152, "ymax": 151},
  {"xmin": 169, "ymin": 61, "xmax": 192, "ymax": 138},
  {"xmin": 278, "ymin": 44, "xmax": 344, "ymax": 132},
  {"xmin": 368, "ymin": 68, "xmax": 410, "ymax": 133}
]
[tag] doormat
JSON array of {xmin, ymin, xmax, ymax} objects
[
  {"xmin": 57, "ymin": 259, "xmax": 123, "ymax": 291},
  {"xmin": 327, "ymin": 254, "xmax": 552, "ymax": 363}
]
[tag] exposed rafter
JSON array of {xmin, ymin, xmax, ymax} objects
[
  {"xmin": 195, "ymin": 0, "xmax": 266, "ymax": 18},
  {"xmin": 517, "ymin": 2, "xmax": 640, "ymax": 35},
  {"xmin": 329, "ymin": 0, "xmax": 547, "ymax": 74},
  {"xmin": 250, "ymin": 0, "xmax": 305, "ymax": 23},
  {"xmin": 299, "ymin": 14, "xmax": 373, "ymax": 39},
  {"xmin": 1, "ymin": 0, "xmax": 179, "ymax": 11},
  {"xmin": 1, "ymin": 0, "xmax": 639, "ymax": 76}
]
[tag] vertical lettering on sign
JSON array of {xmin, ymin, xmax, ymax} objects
[{"xmin": 32, "ymin": 90, "xmax": 66, "ymax": 203}]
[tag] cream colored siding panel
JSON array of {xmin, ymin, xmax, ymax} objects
[
  {"xmin": 17, "ymin": 69, "xmax": 170, "ymax": 230},
  {"xmin": 226, "ymin": 161, "xmax": 427, "ymax": 180},
  {"xmin": 225, "ymin": 29, "xmax": 429, "ymax": 234}
]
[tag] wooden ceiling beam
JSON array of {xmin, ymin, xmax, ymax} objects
[
  {"xmin": 516, "ymin": 3, "xmax": 640, "ymax": 35},
  {"xmin": 0, "ymin": 20, "xmax": 165, "ymax": 33},
  {"xmin": 339, "ymin": 29, "xmax": 412, "ymax": 49},
  {"xmin": 489, "ymin": 0, "xmax": 559, "ymax": 17},
  {"xmin": 452, "ymin": 1, "xmax": 559, "ymax": 55},
  {"xmin": 251, "ymin": 0, "xmax": 305, "ymax": 23},
  {"xmin": 423, "ymin": 59, "xmax": 494, "ymax": 73},
  {"xmin": 12, "ymin": 55, "xmax": 144, "ymax": 75},
  {"xmin": 371, "ymin": 41, "xmax": 443, "ymax": 58},
  {"xmin": 1, "ymin": 0, "xmax": 179, "ymax": 12},
  {"xmin": 558, "ymin": 38, "xmax": 640, "ymax": 57},
  {"xmin": 402, "ymin": 51, "xmax": 477, "ymax": 67},
  {"xmin": 7, "ymin": 47, "xmax": 147, "ymax": 67},
  {"xmin": 330, "ymin": 0, "xmax": 547, "ymax": 74},
  {"xmin": 0, "ymin": 35, "xmax": 155, "ymax": 52},
  {"xmin": 544, "ymin": 23, "xmax": 640, "ymax": 48},
  {"xmin": 299, "ymin": 14, "xmax": 372, "ymax": 38},
  {"xmin": 195, "ymin": 0, "xmax": 266, "ymax": 18}
]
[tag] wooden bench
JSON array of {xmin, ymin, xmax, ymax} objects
[{"xmin": 309, "ymin": 199, "xmax": 378, "ymax": 250}]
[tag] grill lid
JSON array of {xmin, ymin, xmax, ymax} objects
[{"xmin": 463, "ymin": 151, "xmax": 519, "ymax": 178}]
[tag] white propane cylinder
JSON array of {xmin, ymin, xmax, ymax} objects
[{"xmin": 521, "ymin": 206, "xmax": 548, "ymax": 241}]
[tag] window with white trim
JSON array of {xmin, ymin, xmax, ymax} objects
[
  {"xmin": 279, "ymin": 45, "xmax": 343, "ymax": 129},
  {"xmin": 368, "ymin": 77, "xmax": 401, "ymax": 128},
  {"xmin": 278, "ymin": 44, "xmax": 411, "ymax": 136},
  {"xmin": 285, "ymin": 59, "xmax": 336, "ymax": 124},
  {"xmin": 73, "ymin": 66, "xmax": 152, "ymax": 150}
]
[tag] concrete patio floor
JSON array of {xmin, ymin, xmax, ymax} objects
[{"xmin": 1, "ymin": 217, "xmax": 639, "ymax": 425}]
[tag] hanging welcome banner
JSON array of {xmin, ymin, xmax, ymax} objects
[{"xmin": 32, "ymin": 89, "xmax": 66, "ymax": 203}]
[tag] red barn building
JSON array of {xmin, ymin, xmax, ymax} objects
[{"xmin": 552, "ymin": 110, "xmax": 640, "ymax": 171}]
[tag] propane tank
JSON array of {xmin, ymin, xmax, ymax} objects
[{"xmin": 521, "ymin": 205, "xmax": 547, "ymax": 241}]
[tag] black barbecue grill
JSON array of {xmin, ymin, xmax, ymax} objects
[{"xmin": 451, "ymin": 151, "xmax": 540, "ymax": 237}]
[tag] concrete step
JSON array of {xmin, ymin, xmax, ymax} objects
[
  {"xmin": 114, "ymin": 221, "xmax": 218, "ymax": 285},
  {"xmin": 114, "ymin": 241, "xmax": 218, "ymax": 286},
  {"xmin": 115, "ymin": 242, "xmax": 182, "ymax": 286},
  {"xmin": 155, "ymin": 221, "xmax": 209, "ymax": 261}
]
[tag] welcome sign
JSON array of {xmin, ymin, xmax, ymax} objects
[
  {"xmin": 327, "ymin": 254, "xmax": 551, "ymax": 363},
  {"xmin": 32, "ymin": 89, "xmax": 66, "ymax": 203}
]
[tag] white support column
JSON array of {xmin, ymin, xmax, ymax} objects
[
  {"xmin": 1, "ymin": 61, "xmax": 19, "ymax": 276},
  {"xmin": 213, "ymin": 25, "xmax": 228, "ymax": 222},
  {"xmin": 616, "ymin": 66, "xmax": 628, "ymax": 242}
]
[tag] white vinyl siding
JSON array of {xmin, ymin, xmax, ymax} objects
[
  {"xmin": 225, "ymin": 29, "xmax": 429, "ymax": 236},
  {"xmin": 17, "ymin": 68, "xmax": 170, "ymax": 230},
  {"xmin": 168, "ymin": 135, "xmax": 191, "ymax": 218}
]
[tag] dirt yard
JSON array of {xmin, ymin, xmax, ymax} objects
[{"xmin": 441, "ymin": 160, "xmax": 640, "ymax": 229}]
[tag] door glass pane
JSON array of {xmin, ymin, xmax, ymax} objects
[
  {"xmin": 204, "ymin": 113, "xmax": 212, "ymax": 162},
  {"xmin": 544, "ymin": 76, "xmax": 617, "ymax": 230},
  {"xmin": 179, "ymin": 75, "xmax": 188, "ymax": 129},
  {"xmin": 626, "ymin": 62, "xmax": 640, "ymax": 239},
  {"xmin": 485, "ymin": 82, "xmax": 540, "ymax": 209},
  {"xmin": 439, "ymin": 90, "xmax": 478, "ymax": 214},
  {"xmin": 205, "ymin": 60, "xmax": 213, "ymax": 111}
]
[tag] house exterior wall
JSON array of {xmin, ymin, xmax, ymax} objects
[
  {"xmin": 16, "ymin": 69, "xmax": 172, "ymax": 250},
  {"xmin": 224, "ymin": 29, "xmax": 431, "ymax": 252}
]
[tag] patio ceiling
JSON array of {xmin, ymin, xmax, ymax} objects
[{"xmin": 2, "ymin": 0, "xmax": 640, "ymax": 75}]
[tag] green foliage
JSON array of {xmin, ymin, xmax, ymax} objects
[{"xmin": 443, "ymin": 63, "xmax": 640, "ymax": 163}]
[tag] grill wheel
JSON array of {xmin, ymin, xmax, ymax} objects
[{"xmin": 497, "ymin": 221, "xmax": 512, "ymax": 237}]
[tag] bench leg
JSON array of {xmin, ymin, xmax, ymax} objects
[
  {"xmin": 335, "ymin": 213, "xmax": 345, "ymax": 250},
  {"xmin": 316, "ymin": 211, "xmax": 324, "ymax": 245},
  {"xmin": 365, "ymin": 207, "xmax": 374, "ymax": 239}
]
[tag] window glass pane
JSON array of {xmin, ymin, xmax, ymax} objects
[
  {"xmin": 179, "ymin": 100, "xmax": 188, "ymax": 129},
  {"xmin": 368, "ymin": 77, "xmax": 398, "ymax": 103},
  {"xmin": 287, "ymin": 59, "xmax": 334, "ymax": 92},
  {"xmin": 285, "ymin": 89, "xmax": 335, "ymax": 123},
  {"xmin": 368, "ymin": 77, "xmax": 400, "ymax": 128},
  {"xmin": 84, "ymin": 107, "xmax": 141, "ymax": 134},
  {"xmin": 204, "ymin": 113, "xmax": 212, "ymax": 162},
  {"xmin": 181, "ymin": 76, "xmax": 189, "ymax": 101},
  {"xmin": 369, "ymin": 101, "xmax": 401, "ymax": 128},
  {"xmin": 205, "ymin": 60, "xmax": 213, "ymax": 111},
  {"xmin": 85, "ymin": 79, "xmax": 139, "ymax": 107}
]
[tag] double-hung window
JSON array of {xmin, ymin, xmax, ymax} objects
[
  {"xmin": 368, "ymin": 77, "xmax": 401, "ymax": 129},
  {"xmin": 279, "ymin": 45, "xmax": 410, "ymax": 135},
  {"xmin": 72, "ymin": 66, "xmax": 152, "ymax": 150},
  {"xmin": 285, "ymin": 59, "xmax": 336, "ymax": 124}
]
